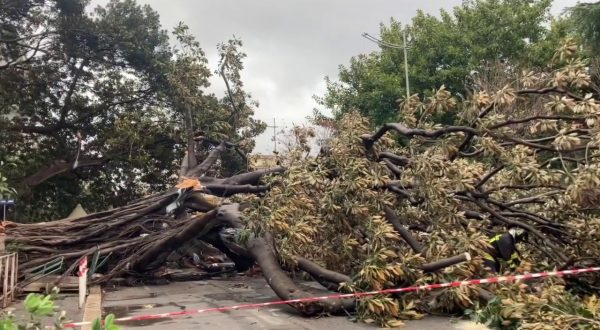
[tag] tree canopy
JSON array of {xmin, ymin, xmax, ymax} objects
[
  {"xmin": 317, "ymin": 0, "xmax": 567, "ymax": 126},
  {"xmin": 568, "ymin": 1, "xmax": 600, "ymax": 54},
  {"xmin": 250, "ymin": 40, "xmax": 600, "ymax": 328},
  {"xmin": 0, "ymin": 0, "xmax": 265, "ymax": 221}
]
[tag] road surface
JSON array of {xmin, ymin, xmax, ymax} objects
[{"xmin": 102, "ymin": 276, "xmax": 487, "ymax": 330}]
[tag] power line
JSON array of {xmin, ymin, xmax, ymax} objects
[
  {"xmin": 362, "ymin": 33, "xmax": 404, "ymax": 49},
  {"xmin": 362, "ymin": 31, "xmax": 411, "ymax": 100}
]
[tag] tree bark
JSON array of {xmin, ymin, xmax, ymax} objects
[
  {"xmin": 223, "ymin": 166, "xmax": 285, "ymax": 185},
  {"xmin": 383, "ymin": 206, "xmax": 423, "ymax": 253},
  {"xmin": 186, "ymin": 142, "xmax": 227, "ymax": 177},
  {"xmin": 294, "ymin": 256, "xmax": 351, "ymax": 291},
  {"xmin": 22, "ymin": 158, "xmax": 110, "ymax": 187},
  {"xmin": 420, "ymin": 253, "xmax": 471, "ymax": 273},
  {"xmin": 132, "ymin": 209, "xmax": 219, "ymax": 271},
  {"xmin": 202, "ymin": 184, "xmax": 268, "ymax": 197},
  {"xmin": 184, "ymin": 105, "xmax": 197, "ymax": 171},
  {"xmin": 245, "ymin": 235, "xmax": 354, "ymax": 315}
]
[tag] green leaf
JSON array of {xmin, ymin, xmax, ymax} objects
[
  {"xmin": 24, "ymin": 293, "xmax": 55, "ymax": 317},
  {"xmin": 0, "ymin": 318, "xmax": 18, "ymax": 330},
  {"xmin": 91, "ymin": 314, "xmax": 120, "ymax": 330},
  {"xmin": 92, "ymin": 318, "xmax": 102, "ymax": 330},
  {"xmin": 104, "ymin": 314, "xmax": 120, "ymax": 330}
]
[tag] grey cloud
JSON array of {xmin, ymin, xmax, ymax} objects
[{"xmin": 93, "ymin": 0, "xmax": 580, "ymax": 154}]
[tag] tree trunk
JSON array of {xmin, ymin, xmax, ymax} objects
[{"xmin": 245, "ymin": 235, "xmax": 355, "ymax": 315}]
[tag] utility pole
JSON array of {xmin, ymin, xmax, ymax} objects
[
  {"xmin": 402, "ymin": 29, "xmax": 410, "ymax": 100},
  {"xmin": 266, "ymin": 118, "xmax": 280, "ymax": 154},
  {"xmin": 362, "ymin": 30, "xmax": 411, "ymax": 100}
]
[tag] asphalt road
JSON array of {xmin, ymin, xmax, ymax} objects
[{"xmin": 102, "ymin": 276, "xmax": 488, "ymax": 330}]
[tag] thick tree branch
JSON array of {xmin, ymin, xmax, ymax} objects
[
  {"xmin": 133, "ymin": 209, "xmax": 219, "ymax": 271},
  {"xmin": 294, "ymin": 256, "xmax": 351, "ymax": 291},
  {"xmin": 59, "ymin": 58, "xmax": 89, "ymax": 124},
  {"xmin": 382, "ymin": 159, "xmax": 404, "ymax": 178},
  {"xmin": 386, "ymin": 185, "xmax": 421, "ymax": 205},
  {"xmin": 195, "ymin": 136, "xmax": 247, "ymax": 162},
  {"xmin": 383, "ymin": 206, "xmax": 423, "ymax": 253},
  {"xmin": 220, "ymin": 69, "xmax": 242, "ymax": 130},
  {"xmin": 245, "ymin": 234, "xmax": 354, "ymax": 315},
  {"xmin": 202, "ymin": 184, "xmax": 268, "ymax": 197},
  {"xmin": 421, "ymin": 253, "xmax": 471, "ymax": 273},
  {"xmin": 457, "ymin": 87, "xmax": 586, "ymax": 155},
  {"xmin": 223, "ymin": 166, "xmax": 285, "ymax": 185},
  {"xmin": 186, "ymin": 142, "xmax": 227, "ymax": 177},
  {"xmin": 378, "ymin": 152, "xmax": 411, "ymax": 166},
  {"xmin": 8, "ymin": 92, "xmax": 155, "ymax": 136},
  {"xmin": 486, "ymin": 184, "xmax": 565, "ymax": 193},
  {"xmin": 488, "ymin": 115, "xmax": 585, "ymax": 130},
  {"xmin": 22, "ymin": 157, "xmax": 110, "ymax": 187},
  {"xmin": 362, "ymin": 123, "xmax": 477, "ymax": 150},
  {"xmin": 0, "ymin": 36, "xmax": 44, "ymax": 70},
  {"xmin": 496, "ymin": 134, "xmax": 591, "ymax": 152},
  {"xmin": 475, "ymin": 164, "xmax": 504, "ymax": 189},
  {"xmin": 185, "ymin": 105, "xmax": 198, "ymax": 171},
  {"xmin": 502, "ymin": 190, "xmax": 562, "ymax": 207}
]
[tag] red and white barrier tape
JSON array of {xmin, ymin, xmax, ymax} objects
[
  {"xmin": 62, "ymin": 266, "xmax": 600, "ymax": 328},
  {"xmin": 78, "ymin": 257, "xmax": 88, "ymax": 277}
]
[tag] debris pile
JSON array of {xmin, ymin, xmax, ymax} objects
[{"xmin": 3, "ymin": 42, "xmax": 600, "ymax": 328}]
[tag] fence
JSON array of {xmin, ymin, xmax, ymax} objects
[{"xmin": 0, "ymin": 252, "xmax": 18, "ymax": 308}]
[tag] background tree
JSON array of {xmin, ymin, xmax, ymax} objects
[
  {"xmin": 0, "ymin": 0, "xmax": 264, "ymax": 221},
  {"xmin": 206, "ymin": 38, "xmax": 266, "ymax": 177},
  {"xmin": 1, "ymin": 0, "xmax": 177, "ymax": 220},
  {"xmin": 317, "ymin": 0, "xmax": 560, "ymax": 126},
  {"xmin": 568, "ymin": 1, "xmax": 600, "ymax": 54},
  {"xmin": 567, "ymin": 1, "xmax": 600, "ymax": 98}
]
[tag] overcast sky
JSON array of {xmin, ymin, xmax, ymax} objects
[{"xmin": 93, "ymin": 0, "xmax": 580, "ymax": 154}]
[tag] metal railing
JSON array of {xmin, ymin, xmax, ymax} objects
[{"xmin": 0, "ymin": 252, "xmax": 18, "ymax": 308}]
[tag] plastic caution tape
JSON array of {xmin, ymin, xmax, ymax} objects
[
  {"xmin": 78, "ymin": 257, "xmax": 88, "ymax": 278},
  {"xmin": 61, "ymin": 266, "xmax": 600, "ymax": 328}
]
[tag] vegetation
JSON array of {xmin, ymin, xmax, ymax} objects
[
  {"xmin": 568, "ymin": 1, "xmax": 600, "ymax": 54},
  {"xmin": 469, "ymin": 283, "xmax": 600, "ymax": 329},
  {"xmin": 3, "ymin": 0, "xmax": 600, "ymax": 329},
  {"xmin": 0, "ymin": 0, "xmax": 264, "ymax": 221},
  {"xmin": 1, "ymin": 40, "xmax": 599, "ymax": 328},
  {"xmin": 0, "ymin": 168, "xmax": 16, "ymax": 200},
  {"xmin": 250, "ymin": 39, "xmax": 600, "ymax": 328},
  {"xmin": 0, "ymin": 289, "xmax": 119, "ymax": 330},
  {"xmin": 317, "ymin": 0, "xmax": 572, "ymax": 126}
]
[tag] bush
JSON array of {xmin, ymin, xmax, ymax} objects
[{"xmin": 0, "ymin": 289, "xmax": 119, "ymax": 330}]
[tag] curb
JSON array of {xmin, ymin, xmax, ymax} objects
[{"xmin": 81, "ymin": 286, "xmax": 102, "ymax": 330}]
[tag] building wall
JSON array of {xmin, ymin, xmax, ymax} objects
[{"xmin": 249, "ymin": 154, "xmax": 278, "ymax": 170}]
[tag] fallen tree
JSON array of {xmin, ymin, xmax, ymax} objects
[{"xmin": 2, "ymin": 41, "xmax": 600, "ymax": 328}]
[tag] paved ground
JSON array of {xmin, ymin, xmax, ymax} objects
[
  {"xmin": 5, "ymin": 292, "xmax": 83, "ymax": 326},
  {"xmin": 103, "ymin": 276, "xmax": 487, "ymax": 330}
]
